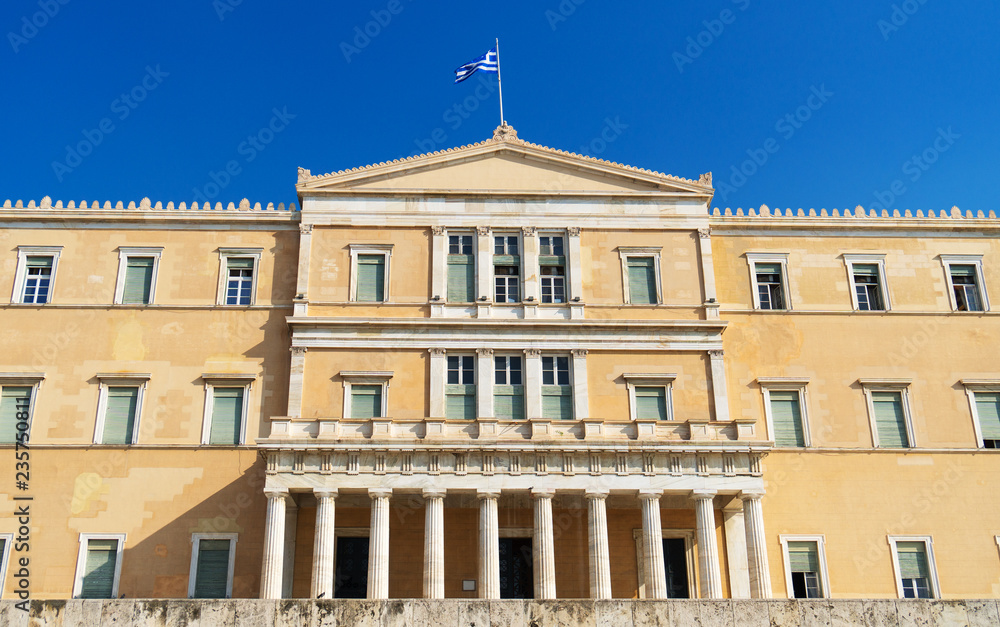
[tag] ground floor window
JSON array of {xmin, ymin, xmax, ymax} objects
[{"xmin": 499, "ymin": 537, "xmax": 533, "ymax": 599}]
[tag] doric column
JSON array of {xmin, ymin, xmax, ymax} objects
[
  {"xmin": 692, "ymin": 489, "xmax": 723, "ymax": 598},
  {"xmin": 422, "ymin": 488, "xmax": 446, "ymax": 599},
  {"xmin": 708, "ymin": 349, "xmax": 730, "ymax": 422},
  {"xmin": 586, "ymin": 491, "xmax": 612, "ymax": 599},
  {"xmin": 532, "ymin": 488, "xmax": 557, "ymax": 599},
  {"xmin": 638, "ymin": 490, "xmax": 667, "ymax": 599},
  {"xmin": 287, "ymin": 346, "xmax": 307, "ymax": 417},
  {"xmin": 367, "ymin": 488, "xmax": 392, "ymax": 599},
  {"xmin": 310, "ymin": 489, "xmax": 337, "ymax": 599},
  {"xmin": 477, "ymin": 489, "xmax": 501, "ymax": 599},
  {"xmin": 741, "ymin": 489, "xmax": 772, "ymax": 599},
  {"xmin": 524, "ymin": 349, "xmax": 542, "ymax": 420},
  {"xmin": 260, "ymin": 488, "xmax": 290, "ymax": 599},
  {"xmin": 723, "ymin": 509, "xmax": 751, "ymax": 599}
]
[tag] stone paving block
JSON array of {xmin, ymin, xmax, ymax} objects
[
  {"xmin": 489, "ymin": 600, "xmax": 528, "ymax": 627},
  {"xmin": 965, "ymin": 600, "xmax": 1000, "ymax": 627},
  {"xmin": 199, "ymin": 600, "xmax": 237, "ymax": 627},
  {"xmin": 768, "ymin": 600, "xmax": 804, "ymax": 627},
  {"xmin": 458, "ymin": 600, "xmax": 490, "ymax": 627},
  {"xmin": 29, "ymin": 600, "xmax": 65, "ymax": 627},
  {"xmin": 701, "ymin": 600, "xmax": 734, "ymax": 626},
  {"xmin": 234, "ymin": 599, "xmax": 275, "ymax": 627},
  {"xmin": 928, "ymin": 600, "xmax": 968, "ymax": 627},
  {"xmin": 133, "ymin": 600, "xmax": 171, "ymax": 626},
  {"xmin": 165, "ymin": 601, "xmax": 203, "ymax": 627},
  {"xmin": 383, "ymin": 599, "xmax": 412, "ymax": 627},
  {"xmin": 311, "ymin": 600, "xmax": 339, "ymax": 627},
  {"xmin": 274, "ymin": 600, "xmax": 308, "ymax": 627},
  {"xmin": 338, "ymin": 600, "xmax": 385, "ymax": 627},
  {"xmin": 99, "ymin": 600, "xmax": 137, "ymax": 626},
  {"xmin": 732, "ymin": 600, "xmax": 770, "ymax": 627},
  {"xmin": 800, "ymin": 600, "xmax": 833, "ymax": 627},
  {"xmin": 594, "ymin": 600, "xmax": 633, "ymax": 627},
  {"xmin": 829, "ymin": 600, "xmax": 865, "ymax": 627},
  {"xmin": 61, "ymin": 600, "xmax": 103, "ymax": 627},
  {"xmin": 896, "ymin": 600, "xmax": 934, "ymax": 627},
  {"xmin": 670, "ymin": 601, "xmax": 701, "ymax": 627},
  {"xmin": 3, "ymin": 602, "xmax": 31, "ymax": 627},
  {"xmin": 864, "ymin": 600, "xmax": 899, "ymax": 627},
  {"xmin": 527, "ymin": 601, "xmax": 596, "ymax": 627},
  {"xmin": 412, "ymin": 599, "xmax": 460, "ymax": 627}
]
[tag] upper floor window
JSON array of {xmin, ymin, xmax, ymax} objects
[
  {"xmin": 11, "ymin": 246, "xmax": 62, "ymax": 304},
  {"xmin": 779, "ymin": 536, "xmax": 830, "ymax": 599},
  {"xmin": 349, "ymin": 244, "xmax": 393, "ymax": 303},
  {"xmin": 114, "ymin": 247, "xmax": 162, "ymax": 305},
  {"xmin": 539, "ymin": 234, "xmax": 566, "ymax": 304},
  {"xmin": 341, "ymin": 371, "xmax": 392, "ymax": 419},
  {"xmin": 624, "ymin": 373, "xmax": 676, "ymax": 421},
  {"xmin": 494, "ymin": 234, "xmax": 521, "ymax": 303},
  {"xmin": 541, "ymin": 355, "xmax": 572, "ymax": 420},
  {"xmin": 618, "ymin": 247, "xmax": 662, "ymax": 305},
  {"xmin": 0, "ymin": 533, "xmax": 11, "ymax": 596},
  {"xmin": 747, "ymin": 253, "xmax": 790, "ymax": 310},
  {"xmin": 962, "ymin": 380, "xmax": 1000, "ymax": 448},
  {"xmin": 844, "ymin": 255, "xmax": 889, "ymax": 311},
  {"xmin": 860, "ymin": 379, "xmax": 913, "ymax": 448},
  {"xmin": 494, "ymin": 355, "xmax": 525, "ymax": 420},
  {"xmin": 217, "ymin": 248, "xmax": 262, "ymax": 306},
  {"xmin": 94, "ymin": 374, "xmax": 149, "ymax": 445},
  {"xmin": 447, "ymin": 234, "xmax": 475, "ymax": 303},
  {"xmin": 73, "ymin": 534, "xmax": 125, "ymax": 599},
  {"xmin": 759, "ymin": 379, "xmax": 811, "ymax": 447},
  {"xmin": 0, "ymin": 375, "xmax": 42, "ymax": 444},
  {"xmin": 189, "ymin": 533, "xmax": 237, "ymax": 599},
  {"xmin": 941, "ymin": 255, "xmax": 989, "ymax": 312},
  {"xmin": 201, "ymin": 374, "xmax": 255, "ymax": 445},
  {"xmin": 889, "ymin": 537, "xmax": 939, "ymax": 599},
  {"xmin": 446, "ymin": 355, "xmax": 476, "ymax": 420}
]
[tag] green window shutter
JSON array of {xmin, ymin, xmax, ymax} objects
[
  {"xmin": 446, "ymin": 384, "xmax": 476, "ymax": 420},
  {"xmin": 122, "ymin": 257, "xmax": 154, "ymax": 304},
  {"xmin": 950, "ymin": 264, "xmax": 976, "ymax": 278},
  {"xmin": 209, "ymin": 388, "xmax": 243, "ymax": 445},
  {"xmin": 853, "ymin": 263, "xmax": 879, "ymax": 277},
  {"xmin": 447, "ymin": 256, "xmax": 475, "ymax": 302},
  {"xmin": 895, "ymin": 542, "xmax": 930, "ymax": 579},
  {"xmin": 193, "ymin": 539, "xmax": 232, "ymax": 598},
  {"xmin": 770, "ymin": 391, "xmax": 806, "ymax": 447},
  {"xmin": 627, "ymin": 257, "xmax": 657, "ymax": 304},
  {"xmin": 975, "ymin": 393, "xmax": 1000, "ymax": 440},
  {"xmin": 80, "ymin": 539, "xmax": 118, "ymax": 598},
  {"xmin": 787, "ymin": 541, "xmax": 820, "ymax": 573},
  {"xmin": 102, "ymin": 387, "xmax": 138, "ymax": 445},
  {"xmin": 0, "ymin": 386, "xmax": 31, "ymax": 444},
  {"xmin": 227, "ymin": 257, "xmax": 254, "ymax": 270},
  {"xmin": 635, "ymin": 387, "xmax": 667, "ymax": 420},
  {"xmin": 542, "ymin": 387, "xmax": 573, "ymax": 420},
  {"xmin": 872, "ymin": 391, "xmax": 909, "ymax": 448},
  {"xmin": 351, "ymin": 385, "xmax": 382, "ymax": 419},
  {"xmin": 494, "ymin": 386, "xmax": 524, "ymax": 420},
  {"xmin": 356, "ymin": 255, "xmax": 385, "ymax": 302}
]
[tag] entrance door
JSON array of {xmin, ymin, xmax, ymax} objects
[
  {"xmin": 334, "ymin": 536, "xmax": 369, "ymax": 598},
  {"xmin": 662, "ymin": 537, "xmax": 690, "ymax": 598},
  {"xmin": 499, "ymin": 537, "xmax": 533, "ymax": 598}
]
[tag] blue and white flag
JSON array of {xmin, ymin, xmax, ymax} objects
[{"xmin": 454, "ymin": 47, "xmax": 498, "ymax": 83}]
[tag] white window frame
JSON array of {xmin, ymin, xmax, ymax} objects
[
  {"xmin": 340, "ymin": 371, "xmax": 393, "ymax": 419},
  {"xmin": 940, "ymin": 255, "xmax": 989, "ymax": 312},
  {"xmin": 538, "ymin": 231, "xmax": 569, "ymax": 304},
  {"xmin": 188, "ymin": 533, "xmax": 238, "ymax": 599},
  {"xmin": 758, "ymin": 378, "xmax": 812, "ymax": 447},
  {"xmin": 492, "ymin": 232, "xmax": 522, "ymax": 304},
  {"xmin": 11, "ymin": 246, "xmax": 63, "ymax": 304},
  {"xmin": 623, "ymin": 373, "xmax": 676, "ymax": 421},
  {"xmin": 349, "ymin": 244, "xmax": 393, "ymax": 303},
  {"xmin": 72, "ymin": 533, "xmax": 126, "ymax": 599},
  {"xmin": 778, "ymin": 534, "xmax": 831, "ymax": 599},
  {"xmin": 887, "ymin": 535, "xmax": 940, "ymax": 599},
  {"xmin": 960, "ymin": 379, "xmax": 1000, "ymax": 449},
  {"xmin": 618, "ymin": 247, "xmax": 663, "ymax": 305},
  {"xmin": 93, "ymin": 373, "xmax": 150, "ymax": 445},
  {"xmin": 113, "ymin": 247, "xmax": 163, "ymax": 305},
  {"xmin": 843, "ymin": 254, "xmax": 891, "ymax": 311},
  {"xmin": 216, "ymin": 248, "xmax": 263, "ymax": 306},
  {"xmin": 200, "ymin": 374, "xmax": 255, "ymax": 445},
  {"xmin": 746, "ymin": 252, "xmax": 791, "ymax": 310},
  {"xmin": 445, "ymin": 231, "xmax": 477, "ymax": 304},
  {"xmin": 0, "ymin": 532, "xmax": 12, "ymax": 596},
  {"xmin": 859, "ymin": 379, "xmax": 915, "ymax": 448},
  {"xmin": 0, "ymin": 373, "xmax": 45, "ymax": 444}
]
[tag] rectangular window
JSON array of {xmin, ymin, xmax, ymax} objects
[
  {"xmin": 0, "ymin": 385, "xmax": 33, "ymax": 444},
  {"xmin": 22, "ymin": 256, "xmax": 54, "ymax": 304},
  {"xmin": 542, "ymin": 356, "xmax": 572, "ymax": 420},
  {"xmin": 871, "ymin": 391, "xmax": 910, "ymax": 448},
  {"xmin": 755, "ymin": 263, "xmax": 785, "ymax": 310},
  {"xmin": 225, "ymin": 258, "xmax": 255, "ymax": 305},
  {"xmin": 625, "ymin": 374, "xmax": 675, "ymax": 422},
  {"xmin": 494, "ymin": 356, "xmax": 525, "ymax": 420},
  {"xmin": 891, "ymin": 539, "xmax": 937, "ymax": 599},
  {"xmin": 188, "ymin": 534, "xmax": 237, "ymax": 599},
  {"xmin": 494, "ymin": 235, "xmax": 521, "ymax": 303},
  {"xmin": 447, "ymin": 235, "xmax": 475, "ymax": 303},
  {"xmin": 635, "ymin": 387, "xmax": 667, "ymax": 420},
  {"xmin": 74, "ymin": 536, "xmax": 124, "ymax": 599},
  {"xmin": 209, "ymin": 387, "xmax": 244, "ymax": 445},
  {"xmin": 787, "ymin": 541, "xmax": 822, "ymax": 598},
  {"xmin": 973, "ymin": 391, "xmax": 1000, "ymax": 448},
  {"xmin": 351, "ymin": 385, "xmax": 383, "ymax": 419},
  {"xmin": 101, "ymin": 386, "xmax": 140, "ymax": 445},
  {"xmin": 446, "ymin": 355, "xmax": 476, "ymax": 420},
  {"xmin": 949, "ymin": 264, "xmax": 983, "ymax": 311},
  {"xmin": 845, "ymin": 258, "xmax": 889, "ymax": 312},
  {"xmin": 0, "ymin": 534, "xmax": 11, "ymax": 596},
  {"xmin": 627, "ymin": 257, "xmax": 658, "ymax": 305},
  {"xmin": 122, "ymin": 257, "xmax": 155, "ymax": 304},
  {"xmin": 539, "ymin": 235, "xmax": 567, "ymax": 304},
  {"xmin": 769, "ymin": 390, "xmax": 806, "ymax": 447},
  {"xmin": 341, "ymin": 372, "xmax": 392, "ymax": 421},
  {"xmin": 356, "ymin": 255, "xmax": 386, "ymax": 302}
]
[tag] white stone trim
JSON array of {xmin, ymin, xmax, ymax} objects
[
  {"xmin": 940, "ymin": 254, "xmax": 990, "ymax": 312},
  {"xmin": 843, "ymin": 254, "xmax": 891, "ymax": 311},
  {"xmin": 188, "ymin": 533, "xmax": 238, "ymax": 599},
  {"xmin": 961, "ymin": 380, "xmax": 1000, "ymax": 449},
  {"xmin": 476, "ymin": 227, "xmax": 493, "ymax": 304},
  {"xmin": 113, "ymin": 247, "xmax": 163, "ymax": 305},
  {"xmin": 859, "ymin": 379, "xmax": 915, "ymax": 448},
  {"xmin": 0, "ymin": 532, "xmax": 12, "ymax": 597},
  {"xmin": 887, "ymin": 535, "xmax": 940, "ymax": 599},
  {"xmin": 93, "ymin": 374, "xmax": 149, "ymax": 445},
  {"xmin": 216, "ymin": 248, "xmax": 263, "ymax": 306},
  {"xmin": 618, "ymin": 247, "xmax": 663, "ymax": 305},
  {"xmin": 746, "ymin": 253, "xmax": 791, "ymax": 310},
  {"xmin": 624, "ymin": 373, "xmax": 676, "ymax": 422},
  {"xmin": 72, "ymin": 533, "xmax": 126, "ymax": 599},
  {"xmin": 778, "ymin": 534, "xmax": 831, "ymax": 599},
  {"xmin": 11, "ymin": 246, "xmax": 63, "ymax": 304},
  {"xmin": 200, "ymin": 376, "xmax": 255, "ymax": 445},
  {"xmin": 633, "ymin": 528, "xmax": 698, "ymax": 600},
  {"xmin": 757, "ymin": 378, "xmax": 812, "ymax": 448},
  {"xmin": 340, "ymin": 371, "xmax": 392, "ymax": 419}
]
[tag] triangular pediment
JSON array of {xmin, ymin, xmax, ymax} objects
[{"xmin": 297, "ymin": 126, "xmax": 713, "ymax": 198}]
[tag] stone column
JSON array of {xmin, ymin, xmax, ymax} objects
[
  {"xmin": 692, "ymin": 489, "xmax": 723, "ymax": 598},
  {"xmin": 422, "ymin": 488, "xmax": 446, "ymax": 599},
  {"xmin": 532, "ymin": 488, "xmax": 557, "ymax": 599},
  {"xmin": 741, "ymin": 489, "xmax": 772, "ymax": 599},
  {"xmin": 260, "ymin": 488, "xmax": 290, "ymax": 599},
  {"xmin": 522, "ymin": 226, "xmax": 539, "ymax": 303},
  {"xmin": 571, "ymin": 349, "xmax": 589, "ymax": 420},
  {"xmin": 524, "ymin": 349, "xmax": 542, "ymax": 420},
  {"xmin": 478, "ymin": 490, "xmax": 501, "ymax": 599},
  {"xmin": 477, "ymin": 348, "xmax": 495, "ymax": 419},
  {"xmin": 638, "ymin": 490, "xmax": 667, "ymax": 599},
  {"xmin": 567, "ymin": 227, "xmax": 584, "ymax": 302},
  {"xmin": 586, "ymin": 491, "xmax": 612, "ymax": 599},
  {"xmin": 708, "ymin": 349, "xmax": 730, "ymax": 422},
  {"xmin": 723, "ymin": 509, "xmax": 751, "ymax": 599},
  {"xmin": 697, "ymin": 227, "xmax": 720, "ymax": 319},
  {"xmin": 287, "ymin": 346, "xmax": 307, "ymax": 418},
  {"xmin": 310, "ymin": 489, "xmax": 337, "ymax": 599},
  {"xmin": 431, "ymin": 226, "xmax": 447, "ymax": 300},
  {"xmin": 367, "ymin": 488, "xmax": 392, "ymax": 599},
  {"xmin": 476, "ymin": 226, "xmax": 492, "ymax": 302},
  {"xmin": 295, "ymin": 223, "xmax": 313, "ymax": 316},
  {"xmin": 428, "ymin": 348, "xmax": 446, "ymax": 418}
]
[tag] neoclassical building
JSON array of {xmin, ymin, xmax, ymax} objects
[{"xmin": 1, "ymin": 126, "xmax": 998, "ymax": 604}]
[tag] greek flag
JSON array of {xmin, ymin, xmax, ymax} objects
[{"xmin": 454, "ymin": 47, "xmax": 498, "ymax": 83}]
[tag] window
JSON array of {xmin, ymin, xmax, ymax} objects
[
  {"xmin": 494, "ymin": 234, "xmax": 521, "ymax": 303},
  {"xmin": 0, "ymin": 377, "xmax": 42, "ymax": 444},
  {"xmin": 72, "ymin": 534, "xmax": 125, "ymax": 599},
  {"xmin": 747, "ymin": 254, "xmax": 790, "ymax": 310},
  {"xmin": 494, "ymin": 356, "xmax": 524, "ymax": 420},
  {"xmin": 201, "ymin": 374, "xmax": 254, "ymax": 445},
  {"xmin": 779, "ymin": 536, "xmax": 829, "ymax": 599},
  {"xmin": 860, "ymin": 380, "xmax": 913, "ymax": 448},
  {"xmin": 341, "ymin": 372, "xmax": 392, "ymax": 419},
  {"xmin": 844, "ymin": 255, "xmax": 889, "ymax": 311},
  {"xmin": 0, "ymin": 533, "xmax": 12, "ymax": 597},
  {"xmin": 11, "ymin": 246, "xmax": 62, "ymax": 304},
  {"xmin": 541, "ymin": 356, "xmax": 572, "ymax": 420},
  {"xmin": 349, "ymin": 245, "xmax": 392, "ymax": 303},
  {"xmin": 539, "ymin": 234, "xmax": 566, "ymax": 304},
  {"xmin": 188, "ymin": 534, "xmax": 237, "ymax": 599},
  {"xmin": 941, "ymin": 255, "xmax": 989, "ymax": 312},
  {"xmin": 217, "ymin": 248, "xmax": 262, "ymax": 306},
  {"xmin": 114, "ymin": 248, "xmax": 162, "ymax": 305},
  {"xmin": 94, "ymin": 374, "xmax": 148, "ymax": 445},
  {"xmin": 962, "ymin": 381, "xmax": 1000, "ymax": 448},
  {"xmin": 889, "ymin": 537, "xmax": 939, "ymax": 599},
  {"xmin": 446, "ymin": 355, "xmax": 476, "ymax": 420},
  {"xmin": 624, "ymin": 373, "xmax": 676, "ymax": 421},
  {"xmin": 757, "ymin": 380, "xmax": 812, "ymax": 447},
  {"xmin": 618, "ymin": 247, "xmax": 662, "ymax": 305},
  {"xmin": 448, "ymin": 234, "xmax": 475, "ymax": 303}
]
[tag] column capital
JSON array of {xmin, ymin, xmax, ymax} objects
[
  {"xmin": 585, "ymin": 490, "xmax": 609, "ymax": 500},
  {"xmin": 263, "ymin": 487, "xmax": 291, "ymax": 501},
  {"xmin": 369, "ymin": 488, "xmax": 393, "ymax": 500},
  {"xmin": 524, "ymin": 348, "xmax": 542, "ymax": 357},
  {"xmin": 521, "ymin": 226, "xmax": 536, "ymax": 236},
  {"xmin": 476, "ymin": 226, "xmax": 492, "ymax": 236},
  {"xmin": 477, "ymin": 489, "xmax": 501, "ymax": 500},
  {"xmin": 690, "ymin": 489, "xmax": 718, "ymax": 501},
  {"xmin": 567, "ymin": 227, "xmax": 582, "ymax": 237},
  {"xmin": 428, "ymin": 347, "xmax": 447, "ymax": 356},
  {"xmin": 422, "ymin": 488, "xmax": 447, "ymax": 500},
  {"xmin": 637, "ymin": 490, "xmax": 663, "ymax": 501},
  {"xmin": 299, "ymin": 223, "xmax": 314, "ymax": 235},
  {"xmin": 431, "ymin": 226, "xmax": 445, "ymax": 235},
  {"xmin": 571, "ymin": 349, "xmax": 589, "ymax": 358},
  {"xmin": 531, "ymin": 488, "xmax": 556, "ymax": 499},
  {"xmin": 290, "ymin": 346, "xmax": 308, "ymax": 356},
  {"xmin": 313, "ymin": 489, "xmax": 338, "ymax": 500},
  {"xmin": 708, "ymin": 349, "xmax": 725, "ymax": 359},
  {"xmin": 477, "ymin": 348, "xmax": 494, "ymax": 357},
  {"xmin": 739, "ymin": 488, "xmax": 766, "ymax": 501}
]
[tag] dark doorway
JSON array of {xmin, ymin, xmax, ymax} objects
[
  {"xmin": 663, "ymin": 537, "xmax": 690, "ymax": 598},
  {"xmin": 499, "ymin": 537, "xmax": 534, "ymax": 598},
  {"xmin": 334, "ymin": 536, "xmax": 369, "ymax": 598}
]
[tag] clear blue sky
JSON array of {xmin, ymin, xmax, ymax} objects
[{"xmin": 2, "ymin": 1, "xmax": 998, "ymax": 212}]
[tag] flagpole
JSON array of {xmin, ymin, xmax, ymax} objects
[{"xmin": 496, "ymin": 37, "xmax": 505, "ymax": 126}]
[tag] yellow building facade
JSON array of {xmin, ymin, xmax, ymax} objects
[{"xmin": 1, "ymin": 127, "xmax": 997, "ymax": 604}]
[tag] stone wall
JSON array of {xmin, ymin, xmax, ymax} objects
[{"xmin": 1, "ymin": 599, "xmax": 998, "ymax": 626}]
